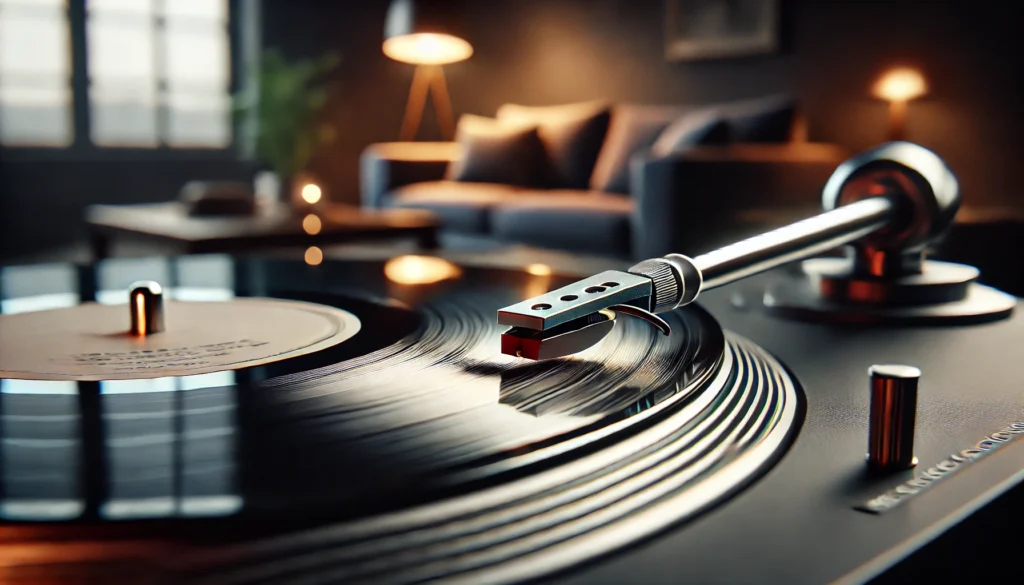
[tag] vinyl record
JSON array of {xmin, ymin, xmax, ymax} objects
[{"xmin": 0, "ymin": 255, "xmax": 803, "ymax": 584}]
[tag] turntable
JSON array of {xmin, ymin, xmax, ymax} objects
[{"xmin": 0, "ymin": 142, "xmax": 1020, "ymax": 584}]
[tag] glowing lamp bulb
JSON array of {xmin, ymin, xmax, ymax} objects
[
  {"xmin": 418, "ymin": 34, "xmax": 442, "ymax": 56},
  {"xmin": 382, "ymin": 33, "xmax": 473, "ymax": 65},
  {"xmin": 526, "ymin": 264, "xmax": 552, "ymax": 276},
  {"xmin": 873, "ymin": 68, "xmax": 927, "ymax": 102},
  {"xmin": 301, "ymin": 183, "xmax": 322, "ymax": 204}
]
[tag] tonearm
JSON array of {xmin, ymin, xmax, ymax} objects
[{"xmin": 498, "ymin": 142, "xmax": 1016, "ymax": 360}]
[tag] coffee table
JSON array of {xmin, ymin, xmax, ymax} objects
[{"xmin": 85, "ymin": 201, "xmax": 439, "ymax": 260}]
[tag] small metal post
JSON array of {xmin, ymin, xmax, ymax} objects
[
  {"xmin": 867, "ymin": 364, "xmax": 920, "ymax": 471},
  {"xmin": 129, "ymin": 281, "xmax": 165, "ymax": 336}
]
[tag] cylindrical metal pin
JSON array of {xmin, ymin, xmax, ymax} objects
[
  {"xmin": 129, "ymin": 280, "xmax": 165, "ymax": 336},
  {"xmin": 867, "ymin": 364, "xmax": 920, "ymax": 471}
]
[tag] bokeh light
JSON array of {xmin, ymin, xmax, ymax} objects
[
  {"xmin": 302, "ymin": 214, "xmax": 322, "ymax": 235},
  {"xmin": 304, "ymin": 246, "xmax": 324, "ymax": 266},
  {"xmin": 384, "ymin": 255, "xmax": 461, "ymax": 284},
  {"xmin": 301, "ymin": 184, "xmax": 322, "ymax": 204}
]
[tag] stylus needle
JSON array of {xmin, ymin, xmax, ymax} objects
[{"xmin": 501, "ymin": 306, "xmax": 669, "ymax": 360}]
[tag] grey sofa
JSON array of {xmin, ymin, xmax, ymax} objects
[{"xmin": 361, "ymin": 105, "xmax": 849, "ymax": 260}]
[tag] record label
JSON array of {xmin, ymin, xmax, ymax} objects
[{"xmin": 0, "ymin": 298, "xmax": 361, "ymax": 381}]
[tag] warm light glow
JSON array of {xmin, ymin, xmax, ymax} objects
[
  {"xmin": 383, "ymin": 33, "xmax": 473, "ymax": 65},
  {"xmin": 133, "ymin": 293, "xmax": 145, "ymax": 336},
  {"xmin": 873, "ymin": 68, "xmax": 927, "ymax": 102},
  {"xmin": 304, "ymin": 246, "xmax": 324, "ymax": 266},
  {"xmin": 525, "ymin": 263, "xmax": 552, "ymax": 276},
  {"xmin": 384, "ymin": 255, "xmax": 461, "ymax": 285},
  {"xmin": 523, "ymin": 273, "xmax": 553, "ymax": 299},
  {"xmin": 302, "ymin": 214, "xmax": 322, "ymax": 235},
  {"xmin": 301, "ymin": 183, "xmax": 322, "ymax": 204}
]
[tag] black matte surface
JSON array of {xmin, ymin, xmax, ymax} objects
[{"xmin": 558, "ymin": 270, "xmax": 1023, "ymax": 584}]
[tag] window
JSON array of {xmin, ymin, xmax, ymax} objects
[
  {"xmin": 87, "ymin": 0, "xmax": 230, "ymax": 147},
  {"xmin": 0, "ymin": 0, "xmax": 231, "ymax": 149},
  {"xmin": 0, "ymin": 0, "xmax": 72, "ymax": 146}
]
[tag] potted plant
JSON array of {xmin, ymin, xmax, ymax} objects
[{"xmin": 234, "ymin": 49, "xmax": 339, "ymax": 207}]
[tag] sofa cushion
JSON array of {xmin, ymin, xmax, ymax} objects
[
  {"xmin": 589, "ymin": 105, "xmax": 689, "ymax": 195},
  {"xmin": 446, "ymin": 114, "xmax": 549, "ymax": 187},
  {"xmin": 385, "ymin": 181, "xmax": 521, "ymax": 234},
  {"xmin": 490, "ymin": 191, "xmax": 633, "ymax": 254},
  {"xmin": 651, "ymin": 108, "xmax": 731, "ymax": 156},
  {"xmin": 717, "ymin": 95, "xmax": 796, "ymax": 143},
  {"xmin": 496, "ymin": 101, "xmax": 611, "ymax": 190}
]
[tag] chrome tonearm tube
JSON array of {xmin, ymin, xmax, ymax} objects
[{"xmin": 498, "ymin": 141, "xmax": 962, "ymax": 359}]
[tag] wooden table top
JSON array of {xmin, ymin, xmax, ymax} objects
[{"xmin": 85, "ymin": 202, "xmax": 438, "ymax": 243}]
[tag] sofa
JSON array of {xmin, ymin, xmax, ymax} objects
[{"xmin": 361, "ymin": 97, "xmax": 849, "ymax": 260}]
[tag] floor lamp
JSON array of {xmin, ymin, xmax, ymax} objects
[
  {"xmin": 383, "ymin": 0, "xmax": 473, "ymax": 141},
  {"xmin": 873, "ymin": 67, "xmax": 927, "ymax": 142}
]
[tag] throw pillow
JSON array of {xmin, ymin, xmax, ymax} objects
[
  {"xmin": 717, "ymin": 95, "xmax": 797, "ymax": 143},
  {"xmin": 446, "ymin": 114, "xmax": 549, "ymax": 188},
  {"xmin": 589, "ymin": 105, "xmax": 688, "ymax": 194},
  {"xmin": 650, "ymin": 108, "xmax": 731, "ymax": 157},
  {"xmin": 496, "ymin": 101, "xmax": 611, "ymax": 190}
]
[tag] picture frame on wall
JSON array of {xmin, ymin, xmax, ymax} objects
[{"xmin": 665, "ymin": 0, "xmax": 779, "ymax": 61}]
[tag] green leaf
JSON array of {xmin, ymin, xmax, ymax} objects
[{"xmin": 236, "ymin": 49, "xmax": 342, "ymax": 176}]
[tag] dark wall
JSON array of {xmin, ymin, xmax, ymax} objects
[
  {"xmin": 265, "ymin": 0, "xmax": 1021, "ymax": 210},
  {"xmin": 0, "ymin": 156, "xmax": 253, "ymax": 260},
  {"xmin": 2, "ymin": 0, "xmax": 1020, "ymax": 261}
]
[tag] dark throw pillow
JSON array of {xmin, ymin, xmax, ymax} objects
[
  {"xmin": 650, "ymin": 108, "xmax": 731, "ymax": 156},
  {"xmin": 589, "ymin": 105, "xmax": 688, "ymax": 194},
  {"xmin": 718, "ymin": 95, "xmax": 797, "ymax": 143},
  {"xmin": 496, "ymin": 101, "xmax": 611, "ymax": 190},
  {"xmin": 446, "ymin": 114, "xmax": 548, "ymax": 188}
]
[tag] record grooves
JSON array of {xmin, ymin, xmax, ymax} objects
[
  {"xmin": 182, "ymin": 334, "xmax": 800, "ymax": 585},
  {"xmin": 0, "ymin": 258, "xmax": 803, "ymax": 584}
]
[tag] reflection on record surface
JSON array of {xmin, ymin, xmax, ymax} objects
[{"xmin": 0, "ymin": 255, "xmax": 722, "ymax": 526}]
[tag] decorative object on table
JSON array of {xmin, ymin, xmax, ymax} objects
[
  {"xmin": 179, "ymin": 181, "xmax": 256, "ymax": 217},
  {"xmin": 233, "ymin": 49, "xmax": 339, "ymax": 207},
  {"xmin": 665, "ymin": 0, "xmax": 779, "ymax": 61},
  {"xmin": 383, "ymin": 0, "xmax": 473, "ymax": 141},
  {"xmin": 872, "ymin": 67, "xmax": 927, "ymax": 141},
  {"xmin": 253, "ymin": 170, "xmax": 281, "ymax": 207}
]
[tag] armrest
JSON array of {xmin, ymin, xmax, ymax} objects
[
  {"xmin": 360, "ymin": 142, "xmax": 461, "ymax": 208},
  {"xmin": 628, "ymin": 143, "xmax": 850, "ymax": 259}
]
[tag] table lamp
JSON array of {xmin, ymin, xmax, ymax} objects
[
  {"xmin": 872, "ymin": 67, "xmax": 927, "ymax": 141},
  {"xmin": 384, "ymin": 0, "xmax": 473, "ymax": 141}
]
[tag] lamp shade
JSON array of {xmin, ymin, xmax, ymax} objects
[
  {"xmin": 383, "ymin": 0, "xmax": 473, "ymax": 65},
  {"xmin": 873, "ymin": 67, "xmax": 927, "ymax": 102}
]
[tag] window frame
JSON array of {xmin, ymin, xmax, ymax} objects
[{"xmin": 0, "ymin": 0, "xmax": 245, "ymax": 160}]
